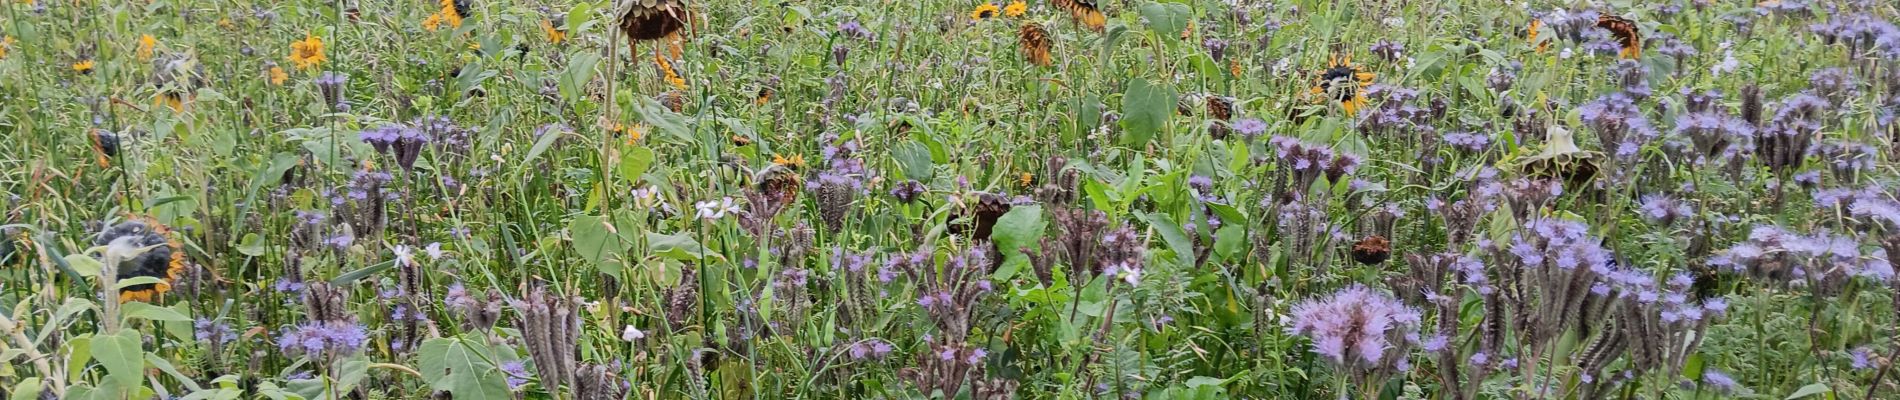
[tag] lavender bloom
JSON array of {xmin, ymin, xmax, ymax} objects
[
  {"xmin": 1809, "ymin": 68, "xmax": 1855, "ymax": 104},
  {"xmin": 1610, "ymin": 59, "xmax": 1651, "ymax": 99},
  {"xmin": 1203, "ymin": 37, "xmax": 1230, "ymax": 62},
  {"xmin": 1370, "ymin": 39, "xmax": 1403, "ymax": 62},
  {"xmin": 1487, "ymin": 63, "xmax": 1520, "ymax": 93},
  {"xmin": 194, "ymin": 318, "xmax": 238, "ymax": 342},
  {"xmin": 1579, "ymin": 92, "xmax": 1658, "ymax": 159},
  {"xmin": 277, "ymin": 320, "xmax": 370, "ymax": 358},
  {"xmin": 838, "ymin": 20, "xmax": 875, "ymax": 41},
  {"xmin": 1700, "ymin": 370, "xmax": 1742, "ymax": 395},
  {"xmin": 1285, "ymin": 285, "xmax": 1422, "ymax": 371},
  {"xmin": 500, "ymin": 360, "xmax": 530, "ymax": 389},
  {"xmin": 1232, "ymin": 118, "xmax": 1268, "ymax": 139},
  {"xmin": 314, "ymin": 71, "xmax": 348, "ymax": 110},
  {"xmin": 1637, "ymin": 194, "xmax": 1692, "ymax": 226},
  {"xmin": 1851, "ymin": 346, "xmax": 1876, "ymax": 370},
  {"xmin": 1441, "ymin": 131, "xmax": 1490, "ymax": 153},
  {"xmin": 889, "ymin": 180, "xmax": 926, "ymax": 203}
]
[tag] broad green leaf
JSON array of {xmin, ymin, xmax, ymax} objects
[
  {"xmin": 237, "ymin": 233, "xmax": 267, "ymax": 257},
  {"xmin": 619, "ymin": 146, "xmax": 655, "ymax": 184},
  {"xmin": 990, "ymin": 205, "xmax": 1046, "ymax": 281},
  {"xmin": 1119, "ymin": 79, "xmax": 1175, "ymax": 148},
  {"xmin": 418, "ymin": 335, "xmax": 508, "ymax": 399},
  {"xmin": 91, "ymin": 330, "xmax": 144, "ymax": 388},
  {"xmin": 648, "ymin": 232, "xmax": 709, "ymax": 261},
  {"xmin": 1137, "ymin": 2, "xmax": 1191, "ymax": 42},
  {"xmin": 893, "ymin": 140, "xmax": 935, "ymax": 181},
  {"xmin": 9, "ymin": 378, "xmax": 42, "ymax": 400},
  {"xmin": 570, "ymin": 215, "xmax": 627, "ymax": 278}
]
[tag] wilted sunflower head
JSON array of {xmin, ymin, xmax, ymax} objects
[
  {"xmin": 96, "ymin": 218, "xmax": 187, "ymax": 303},
  {"xmin": 1017, "ymin": 22, "xmax": 1052, "ymax": 67},
  {"xmin": 1311, "ymin": 55, "xmax": 1375, "ymax": 115}
]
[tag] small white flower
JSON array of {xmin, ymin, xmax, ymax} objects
[
  {"xmin": 694, "ymin": 197, "xmax": 742, "ymax": 220},
  {"xmin": 393, "ymin": 245, "xmax": 416, "ymax": 266},
  {"xmin": 424, "ymin": 242, "xmax": 446, "ymax": 260},
  {"xmin": 1559, "ymin": 48, "xmax": 1574, "ymax": 59},
  {"xmin": 621, "ymin": 325, "xmax": 646, "ymax": 341},
  {"xmin": 1120, "ymin": 265, "xmax": 1143, "ymax": 286}
]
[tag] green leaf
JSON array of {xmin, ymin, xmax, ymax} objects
[
  {"xmin": 570, "ymin": 215, "xmax": 628, "ymax": 278},
  {"xmin": 648, "ymin": 232, "xmax": 710, "ymax": 261},
  {"xmin": 619, "ymin": 146, "xmax": 655, "ymax": 183},
  {"xmin": 989, "ymin": 205, "xmax": 1046, "ymax": 281},
  {"xmin": 1786, "ymin": 383, "xmax": 1832, "ymax": 399},
  {"xmin": 418, "ymin": 335, "xmax": 508, "ymax": 400},
  {"xmin": 520, "ymin": 124, "xmax": 565, "ymax": 168},
  {"xmin": 1213, "ymin": 225, "xmax": 1245, "ymax": 261},
  {"xmin": 1119, "ymin": 79, "xmax": 1175, "ymax": 148},
  {"xmin": 329, "ymin": 260, "xmax": 395, "ymax": 285},
  {"xmin": 893, "ymin": 140, "xmax": 935, "ymax": 181},
  {"xmin": 1137, "ymin": 212, "xmax": 1195, "ymax": 267},
  {"xmin": 114, "ymin": 276, "xmax": 165, "ymax": 290},
  {"xmin": 120, "ymin": 302, "xmax": 192, "ymax": 322},
  {"xmin": 146, "ymin": 353, "xmax": 202, "ymax": 392},
  {"xmin": 237, "ymin": 233, "xmax": 267, "ymax": 257},
  {"xmin": 1137, "ymin": 2, "xmax": 1191, "ymax": 42},
  {"xmin": 630, "ymin": 97, "xmax": 694, "ymax": 144},
  {"xmin": 65, "ymin": 253, "xmax": 102, "ymax": 278},
  {"xmin": 9, "ymin": 377, "xmax": 43, "ymax": 400},
  {"xmin": 92, "ymin": 330, "xmax": 144, "ymax": 388}
]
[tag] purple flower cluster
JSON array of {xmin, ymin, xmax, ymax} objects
[
  {"xmin": 1579, "ymin": 92, "xmax": 1658, "ymax": 158},
  {"xmin": 277, "ymin": 320, "xmax": 370, "ymax": 357},
  {"xmin": 1809, "ymin": 14, "xmax": 1900, "ymax": 57},
  {"xmin": 1285, "ymin": 285, "xmax": 1422, "ymax": 370},
  {"xmin": 1710, "ymin": 225, "xmax": 1893, "ymax": 289},
  {"xmin": 1270, "ymin": 136, "xmax": 1362, "ymax": 192},
  {"xmin": 1637, "ymin": 194, "xmax": 1692, "ymax": 226},
  {"xmin": 1441, "ymin": 131, "xmax": 1489, "ymax": 153},
  {"xmin": 1369, "ymin": 39, "xmax": 1403, "ymax": 62},
  {"xmin": 837, "ymin": 20, "xmax": 875, "ymax": 41},
  {"xmin": 1610, "ymin": 60, "xmax": 1651, "ymax": 99},
  {"xmin": 846, "ymin": 338, "xmax": 895, "ymax": 361},
  {"xmin": 1358, "ymin": 84, "xmax": 1430, "ymax": 135},
  {"xmin": 359, "ymin": 123, "xmax": 428, "ymax": 170}
]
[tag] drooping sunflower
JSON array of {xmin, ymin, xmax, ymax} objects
[
  {"xmin": 1595, "ymin": 14, "xmax": 1641, "ymax": 59},
  {"xmin": 772, "ymin": 153, "xmax": 806, "ymax": 171},
  {"xmin": 617, "ymin": 0, "xmax": 687, "ymax": 46},
  {"xmin": 1017, "ymin": 22, "xmax": 1052, "ymax": 67},
  {"xmin": 96, "ymin": 218, "xmax": 188, "ymax": 303},
  {"xmin": 656, "ymin": 53, "xmax": 687, "ymax": 90},
  {"xmin": 1310, "ymin": 55, "xmax": 1375, "ymax": 115},
  {"xmin": 1051, "ymin": 0, "xmax": 1106, "ymax": 32},
  {"xmin": 89, "ymin": 129, "xmax": 119, "ymax": 167},
  {"xmin": 287, "ymin": 33, "xmax": 325, "ymax": 70},
  {"xmin": 971, "ymin": 2, "xmax": 1001, "ymax": 21}
]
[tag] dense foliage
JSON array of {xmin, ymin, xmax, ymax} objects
[{"xmin": 2, "ymin": 0, "xmax": 1899, "ymax": 398}]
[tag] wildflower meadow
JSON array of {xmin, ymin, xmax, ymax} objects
[{"xmin": 3, "ymin": 0, "xmax": 1900, "ymax": 398}]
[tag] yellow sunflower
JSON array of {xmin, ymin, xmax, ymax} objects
[
  {"xmin": 971, "ymin": 3, "xmax": 1001, "ymax": 21},
  {"xmin": 1003, "ymin": 0, "xmax": 1026, "ymax": 17},
  {"xmin": 0, "ymin": 36, "xmax": 14, "ymax": 60},
  {"xmin": 287, "ymin": 33, "xmax": 325, "ymax": 70},
  {"xmin": 1527, "ymin": 19, "xmax": 1550, "ymax": 53},
  {"xmin": 542, "ymin": 18, "xmax": 568, "ymax": 44},
  {"xmin": 439, "ymin": 0, "xmax": 465, "ymax": 29},
  {"xmin": 137, "ymin": 34, "xmax": 156, "ymax": 61},
  {"xmin": 72, "ymin": 59, "xmax": 95, "ymax": 74},
  {"xmin": 773, "ymin": 153, "xmax": 807, "ymax": 170},
  {"xmin": 1310, "ymin": 55, "xmax": 1375, "ymax": 115},
  {"xmin": 656, "ymin": 54, "xmax": 687, "ymax": 90},
  {"xmin": 268, "ymin": 65, "xmax": 288, "ymax": 85}
]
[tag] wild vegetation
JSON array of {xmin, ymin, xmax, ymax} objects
[{"xmin": 2, "ymin": 0, "xmax": 1900, "ymax": 398}]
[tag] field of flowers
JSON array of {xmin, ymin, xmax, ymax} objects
[{"xmin": 3, "ymin": 0, "xmax": 1900, "ymax": 398}]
